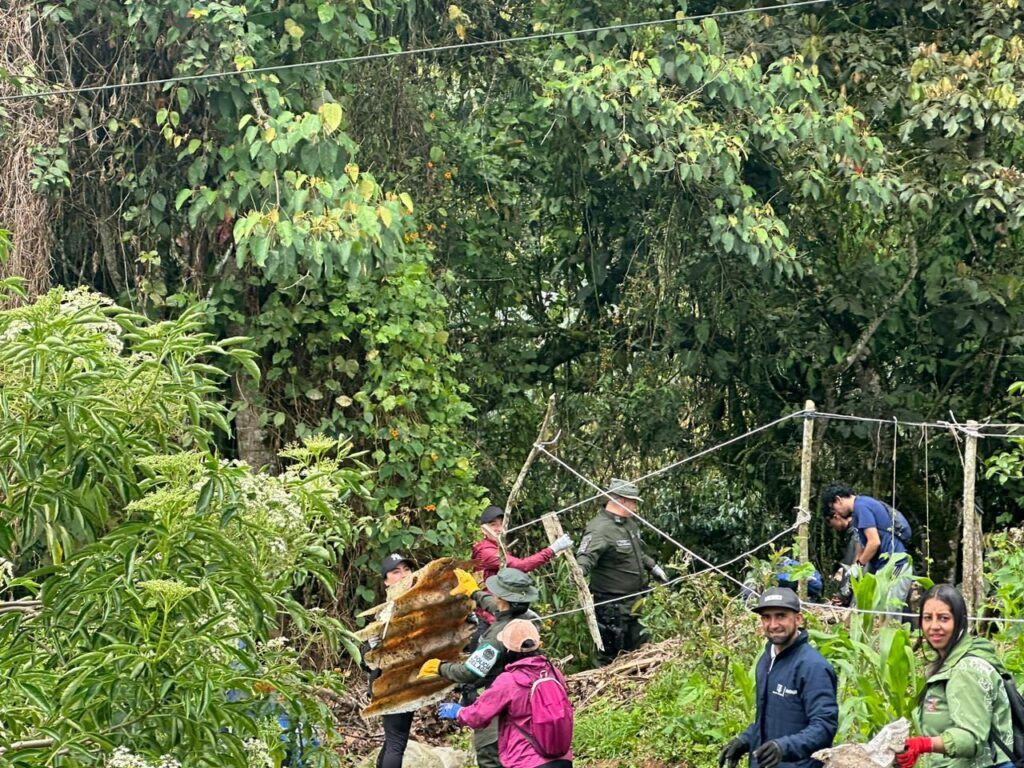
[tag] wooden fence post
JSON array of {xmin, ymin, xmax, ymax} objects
[
  {"xmin": 796, "ymin": 400, "xmax": 815, "ymax": 600},
  {"xmin": 961, "ymin": 421, "xmax": 983, "ymax": 615}
]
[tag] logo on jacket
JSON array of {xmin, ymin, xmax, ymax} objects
[{"xmin": 773, "ymin": 683, "xmax": 799, "ymax": 697}]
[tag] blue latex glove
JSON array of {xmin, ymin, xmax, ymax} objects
[{"xmin": 437, "ymin": 703, "xmax": 463, "ymax": 720}]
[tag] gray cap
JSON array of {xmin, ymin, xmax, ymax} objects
[
  {"xmin": 480, "ymin": 505, "xmax": 505, "ymax": 525},
  {"xmin": 608, "ymin": 478, "xmax": 641, "ymax": 501},
  {"xmin": 485, "ymin": 567, "xmax": 540, "ymax": 603},
  {"xmin": 752, "ymin": 587, "xmax": 802, "ymax": 614}
]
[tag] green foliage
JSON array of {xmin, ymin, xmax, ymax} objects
[
  {"xmin": 575, "ymin": 662, "xmax": 751, "ymax": 767},
  {"xmin": 0, "ymin": 290, "xmax": 368, "ymax": 766},
  {"xmin": 238, "ymin": 247, "xmax": 481, "ymax": 537},
  {"xmin": 1, "ymin": 440, "xmax": 366, "ymax": 767},
  {"xmin": 0, "ymin": 227, "xmax": 11, "ymax": 263},
  {"xmin": 574, "ymin": 579, "xmax": 758, "ymax": 767},
  {"xmin": 10, "ymin": 0, "xmax": 485, "ymax": 572},
  {"xmin": 811, "ymin": 559, "xmax": 931, "ymax": 737},
  {"xmin": 982, "ymin": 527, "xmax": 1024, "ymax": 676},
  {"xmin": 984, "ymin": 383, "xmax": 1024, "ymax": 517},
  {"xmin": 0, "ymin": 287, "xmax": 257, "ymax": 566}
]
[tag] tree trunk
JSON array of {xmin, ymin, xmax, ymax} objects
[
  {"xmin": 234, "ymin": 378, "xmax": 277, "ymax": 471},
  {"xmin": 0, "ymin": 2, "xmax": 61, "ymax": 302}
]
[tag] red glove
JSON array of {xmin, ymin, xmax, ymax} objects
[{"xmin": 896, "ymin": 737, "xmax": 934, "ymax": 768}]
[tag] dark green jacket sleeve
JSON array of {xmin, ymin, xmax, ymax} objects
[
  {"xmin": 439, "ymin": 660, "xmax": 480, "ymax": 684},
  {"xmin": 575, "ymin": 524, "xmax": 608, "ymax": 577},
  {"xmin": 474, "ymin": 590, "xmax": 501, "ymax": 614}
]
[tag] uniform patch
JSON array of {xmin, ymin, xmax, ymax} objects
[
  {"xmin": 577, "ymin": 534, "xmax": 593, "ymax": 554},
  {"xmin": 465, "ymin": 643, "xmax": 500, "ymax": 678}
]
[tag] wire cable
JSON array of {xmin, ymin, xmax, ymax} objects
[
  {"xmin": 504, "ymin": 408, "xmax": 808, "ymax": 535},
  {"xmin": 535, "ymin": 443, "xmax": 760, "ymax": 593},
  {"xmin": 537, "ymin": 520, "xmax": 805, "ymax": 621},
  {"xmin": 0, "ymin": 0, "xmax": 838, "ymax": 103}
]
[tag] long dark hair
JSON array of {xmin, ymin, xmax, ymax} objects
[{"xmin": 919, "ymin": 583, "xmax": 969, "ymax": 677}]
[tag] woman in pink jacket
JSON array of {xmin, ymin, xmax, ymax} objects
[{"xmin": 438, "ymin": 619, "xmax": 574, "ymax": 768}]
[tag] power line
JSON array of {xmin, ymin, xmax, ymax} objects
[{"xmin": 0, "ymin": 0, "xmax": 836, "ymax": 103}]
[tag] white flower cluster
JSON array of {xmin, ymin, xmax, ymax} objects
[
  {"xmin": 105, "ymin": 746, "xmax": 181, "ymax": 768},
  {"xmin": 0, "ymin": 319, "xmax": 30, "ymax": 343},
  {"xmin": 237, "ymin": 473, "xmax": 306, "ymax": 563},
  {"xmin": 58, "ymin": 286, "xmax": 124, "ymax": 355},
  {"xmin": 264, "ymin": 635, "xmax": 290, "ymax": 651},
  {"xmin": 194, "ymin": 601, "xmax": 249, "ymax": 664},
  {"xmin": 137, "ymin": 579, "xmax": 199, "ymax": 608},
  {"xmin": 243, "ymin": 738, "xmax": 274, "ymax": 768}
]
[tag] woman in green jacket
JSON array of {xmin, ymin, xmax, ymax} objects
[{"xmin": 897, "ymin": 584, "xmax": 1014, "ymax": 768}]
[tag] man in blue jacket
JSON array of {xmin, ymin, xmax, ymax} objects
[
  {"xmin": 821, "ymin": 483, "xmax": 914, "ymax": 616},
  {"xmin": 719, "ymin": 588, "xmax": 838, "ymax": 768}
]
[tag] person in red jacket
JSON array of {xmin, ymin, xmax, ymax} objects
[{"xmin": 472, "ymin": 505, "xmax": 573, "ymax": 583}]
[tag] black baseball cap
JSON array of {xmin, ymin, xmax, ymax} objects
[
  {"xmin": 380, "ymin": 553, "xmax": 415, "ymax": 578},
  {"xmin": 480, "ymin": 505, "xmax": 505, "ymax": 525},
  {"xmin": 751, "ymin": 587, "xmax": 802, "ymax": 614}
]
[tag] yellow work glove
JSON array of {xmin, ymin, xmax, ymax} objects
[
  {"xmin": 449, "ymin": 568, "xmax": 480, "ymax": 598},
  {"xmin": 417, "ymin": 658, "xmax": 441, "ymax": 679}
]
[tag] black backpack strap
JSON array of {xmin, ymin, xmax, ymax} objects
[
  {"xmin": 962, "ymin": 654, "xmax": 1019, "ymax": 766},
  {"xmin": 988, "ymin": 730, "xmax": 1011, "ymax": 762}
]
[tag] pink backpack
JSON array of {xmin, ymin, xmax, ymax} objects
[{"xmin": 514, "ymin": 660, "xmax": 574, "ymax": 758}]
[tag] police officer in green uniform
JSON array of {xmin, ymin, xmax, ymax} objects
[
  {"xmin": 418, "ymin": 567, "xmax": 540, "ymax": 768},
  {"xmin": 576, "ymin": 478, "xmax": 669, "ymax": 666}
]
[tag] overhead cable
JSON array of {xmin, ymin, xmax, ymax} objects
[
  {"xmin": 503, "ymin": 408, "xmax": 808, "ymax": 535},
  {"xmin": 0, "ymin": 0, "xmax": 837, "ymax": 103},
  {"xmin": 537, "ymin": 443, "xmax": 756, "ymax": 593}
]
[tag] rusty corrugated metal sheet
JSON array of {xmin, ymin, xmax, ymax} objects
[{"xmin": 357, "ymin": 557, "xmax": 474, "ymax": 719}]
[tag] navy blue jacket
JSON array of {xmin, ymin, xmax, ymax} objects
[{"xmin": 740, "ymin": 630, "xmax": 838, "ymax": 768}]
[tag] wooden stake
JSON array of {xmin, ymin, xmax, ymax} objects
[
  {"xmin": 502, "ymin": 394, "xmax": 604, "ymax": 651},
  {"xmin": 797, "ymin": 400, "xmax": 815, "ymax": 600},
  {"xmin": 961, "ymin": 421, "xmax": 983, "ymax": 614},
  {"xmin": 504, "ymin": 394, "xmax": 558, "ymax": 522}
]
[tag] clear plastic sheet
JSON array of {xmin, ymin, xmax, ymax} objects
[{"xmin": 812, "ymin": 718, "xmax": 911, "ymax": 768}]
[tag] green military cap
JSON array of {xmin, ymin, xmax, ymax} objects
[
  {"xmin": 608, "ymin": 478, "xmax": 641, "ymax": 500},
  {"xmin": 485, "ymin": 567, "xmax": 540, "ymax": 603}
]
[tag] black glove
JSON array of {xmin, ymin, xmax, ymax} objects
[
  {"xmin": 718, "ymin": 737, "xmax": 749, "ymax": 768},
  {"xmin": 753, "ymin": 740, "xmax": 783, "ymax": 768}
]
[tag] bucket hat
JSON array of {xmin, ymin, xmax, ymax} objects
[
  {"xmin": 608, "ymin": 478, "xmax": 641, "ymax": 500},
  {"xmin": 485, "ymin": 567, "xmax": 540, "ymax": 603}
]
